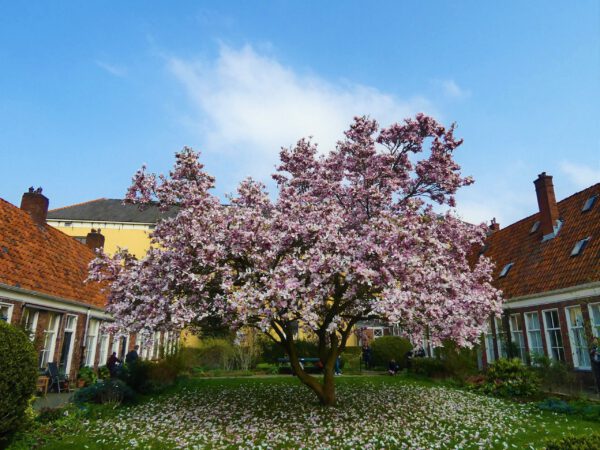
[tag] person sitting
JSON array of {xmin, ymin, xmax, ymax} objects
[
  {"xmin": 107, "ymin": 352, "xmax": 122, "ymax": 377},
  {"xmin": 388, "ymin": 359, "xmax": 400, "ymax": 375}
]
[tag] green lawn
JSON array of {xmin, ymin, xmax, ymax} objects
[{"xmin": 10, "ymin": 375, "xmax": 600, "ymax": 449}]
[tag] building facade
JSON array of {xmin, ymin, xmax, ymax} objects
[
  {"xmin": 480, "ymin": 173, "xmax": 599, "ymax": 384},
  {"xmin": 0, "ymin": 190, "xmax": 177, "ymax": 381}
]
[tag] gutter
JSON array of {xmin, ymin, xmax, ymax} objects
[{"xmin": 502, "ymin": 281, "xmax": 600, "ymax": 309}]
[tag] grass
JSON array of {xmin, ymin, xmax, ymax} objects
[{"xmin": 9, "ymin": 375, "xmax": 600, "ymax": 449}]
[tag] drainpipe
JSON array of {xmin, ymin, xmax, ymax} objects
[{"xmin": 80, "ymin": 308, "xmax": 91, "ymax": 368}]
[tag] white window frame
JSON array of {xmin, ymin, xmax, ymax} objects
[
  {"xmin": 22, "ymin": 309, "xmax": 39, "ymax": 341},
  {"xmin": 98, "ymin": 333, "xmax": 110, "ymax": 367},
  {"xmin": 494, "ymin": 317, "xmax": 507, "ymax": 359},
  {"xmin": 0, "ymin": 302, "xmax": 14, "ymax": 323},
  {"xmin": 565, "ymin": 306, "xmax": 591, "ymax": 369},
  {"xmin": 524, "ymin": 311, "xmax": 544, "ymax": 359},
  {"xmin": 372, "ymin": 327, "xmax": 385, "ymax": 339},
  {"xmin": 588, "ymin": 303, "xmax": 600, "ymax": 338},
  {"xmin": 85, "ymin": 319, "xmax": 100, "ymax": 367},
  {"xmin": 484, "ymin": 319, "xmax": 496, "ymax": 363},
  {"xmin": 509, "ymin": 314, "xmax": 527, "ymax": 363},
  {"xmin": 40, "ymin": 313, "xmax": 60, "ymax": 369},
  {"xmin": 62, "ymin": 314, "xmax": 78, "ymax": 376},
  {"xmin": 542, "ymin": 309, "xmax": 566, "ymax": 362}
]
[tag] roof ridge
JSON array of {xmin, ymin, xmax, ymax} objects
[{"xmin": 49, "ymin": 197, "xmax": 108, "ymax": 212}]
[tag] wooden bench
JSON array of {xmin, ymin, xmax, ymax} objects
[
  {"xmin": 277, "ymin": 357, "xmax": 323, "ymax": 375},
  {"xmin": 36, "ymin": 376, "xmax": 49, "ymax": 396}
]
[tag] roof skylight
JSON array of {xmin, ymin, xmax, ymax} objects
[
  {"xmin": 582, "ymin": 195, "xmax": 597, "ymax": 212},
  {"xmin": 499, "ymin": 262, "xmax": 514, "ymax": 278},
  {"xmin": 570, "ymin": 237, "xmax": 590, "ymax": 256},
  {"xmin": 530, "ymin": 221, "xmax": 540, "ymax": 233}
]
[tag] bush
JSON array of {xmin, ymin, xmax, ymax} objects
[
  {"xmin": 370, "ymin": 336, "xmax": 412, "ymax": 369},
  {"xmin": 545, "ymin": 433, "xmax": 600, "ymax": 450},
  {"xmin": 77, "ymin": 366, "xmax": 97, "ymax": 386},
  {"xmin": 97, "ymin": 365, "xmax": 110, "ymax": 380},
  {"xmin": 435, "ymin": 340, "xmax": 479, "ymax": 381},
  {"xmin": 117, "ymin": 360, "xmax": 153, "ymax": 393},
  {"xmin": 74, "ymin": 379, "xmax": 136, "ymax": 406},
  {"xmin": 537, "ymin": 398, "xmax": 600, "ymax": 422},
  {"xmin": 410, "ymin": 357, "xmax": 447, "ymax": 377},
  {"xmin": 531, "ymin": 354, "xmax": 574, "ymax": 392},
  {"xmin": 0, "ymin": 321, "xmax": 38, "ymax": 443},
  {"xmin": 180, "ymin": 338, "xmax": 236, "ymax": 370},
  {"xmin": 478, "ymin": 358, "xmax": 539, "ymax": 398}
]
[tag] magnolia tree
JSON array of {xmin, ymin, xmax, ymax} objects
[{"xmin": 89, "ymin": 114, "xmax": 501, "ymax": 405}]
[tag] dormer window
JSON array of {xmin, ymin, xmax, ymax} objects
[
  {"xmin": 570, "ymin": 237, "xmax": 590, "ymax": 256},
  {"xmin": 530, "ymin": 221, "xmax": 540, "ymax": 234},
  {"xmin": 582, "ymin": 195, "xmax": 597, "ymax": 212},
  {"xmin": 499, "ymin": 262, "xmax": 514, "ymax": 278}
]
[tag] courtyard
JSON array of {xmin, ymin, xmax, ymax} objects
[{"xmin": 11, "ymin": 376, "xmax": 599, "ymax": 449}]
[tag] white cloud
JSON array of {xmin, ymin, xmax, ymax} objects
[
  {"xmin": 167, "ymin": 45, "xmax": 435, "ymax": 162},
  {"xmin": 95, "ymin": 60, "xmax": 127, "ymax": 77},
  {"xmin": 434, "ymin": 79, "xmax": 470, "ymax": 100},
  {"xmin": 559, "ymin": 161, "xmax": 600, "ymax": 189}
]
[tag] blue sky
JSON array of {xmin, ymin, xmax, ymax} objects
[{"xmin": 1, "ymin": 1, "xmax": 598, "ymax": 226}]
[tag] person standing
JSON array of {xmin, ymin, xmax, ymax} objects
[
  {"xmin": 590, "ymin": 340, "xmax": 600, "ymax": 393},
  {"xmin": 125, "ymin": 345, "xmax": 140, "ymax": 364},
  {"xmin": 107, "ymin": 352, "xmax": 121, "ymax": 377}
]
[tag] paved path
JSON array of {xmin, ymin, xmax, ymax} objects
[{"xmin": 33, "ymin": 392, "xmax": 74, "ymax": 410}]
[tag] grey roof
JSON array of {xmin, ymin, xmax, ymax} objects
[{"xmin": 48, "ymin": 199, "xmax": 180, "ymax": 224}]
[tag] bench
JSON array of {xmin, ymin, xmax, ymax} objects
[{"xmin": 277, "ymin": 357, "xmax": 323, "ymax": 375}]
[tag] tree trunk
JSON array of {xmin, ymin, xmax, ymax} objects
[{"xmin": 286, "ymin": 345, "xmax": 337, "ymax": 406}]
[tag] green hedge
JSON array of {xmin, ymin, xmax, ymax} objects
[
  {"xmin": 546, "ymin": 433, "xmax": 600, "ymax": 450},
  {"xmin": 0, "ymin": 321, "xmax": 38, "ymax": 443},
  {"xmin": 370, "ymin": 336, "xmax": 412, "ymax": 369},
  {"xmin": 478, "ymin": 358, "xmax": 539, "ymax": 398}
]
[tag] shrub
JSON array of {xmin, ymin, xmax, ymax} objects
[
  {"xmin": 117, "ymin": 360, "xmax": 153, "ymax": 393},
  {"xmin": 259, "ymin": 339, "xmax": 319, "ymax": 363},
  {"xmin": 74, "ymin": 379, "xmax": 136, "ymax": 406},
  {"xmin": 97, "ymin": 365, "xmax": 110, "ymax": 380},
  {"xmin": 435, "ymin": 340, "xmax": 479, "ymax": 380},
  {"xmin": 537, "ymin": 398, "xmax": 600, "ymax": 422},
  {"xmin": 537, "ymin": 397, "xmax": 575, "ymax": 414},
  {"xmin": 545, "ymin": 433, "xmax": 600, "ymax": 450},
  {"xmin": 77, "ymin": 366, "xmax": 97, "ymax": 386},
  {"xmin": 531, "ymin": 354, "xmax": 574, "ymax": 392},
  {"xmin": 370, "ymin": 336, "xmax": 412, "ymax": 369},
  {"xmin": 410, "ymin": 357, "xmax": 447, "ymax": 377},
  {"xmin": 478, "ymin": 358, "xmax": 539, "ymax": 398},
  {"xmin": 0, "ymin": 321, "xmax": 38, "ymax": 443},
  {"xmin": 180, "ymin": 338, "xmax": 235, "ymax": 369}
]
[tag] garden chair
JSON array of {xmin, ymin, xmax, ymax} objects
[{"xmin": 47, "ymin": 362, "xmax": 69, "ymax": 393}]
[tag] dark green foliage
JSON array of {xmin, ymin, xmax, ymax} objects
[
  {"xmin": 117, "ymin": 360, "xmax": 153, "ymax": 393},
  {"xmin": 435, "ymin": 340, "xmax": 479, "ymax": 380},
  {"xmin": 410, "ymin": 357, "xmax": 447, "ymax": 377},
  {"xmin": 117, "ymin": 355, "xmax": 184, "ymax": 394},
  {"xmin": 77, "ymin": 366, "xmax": 97, "ymax": 386},
  {"xmin": 0, "ymin": 321, "xmax": 38, "ymax": 442},
  {"xmin": 98, "ymin": 365, "xmax": 110, "ymax": 380},
  {"xmin": 180, "ymin": 339, "xmax": 235, "ymax": 369},
  {"xmin": 370, "ymin": 336, "xmax": 412, "ymax": 369},
  {"xmin": 545, "ymin": 433, "xmax": 600, "ymax": 450},
  {"xmin": 478, "ymin": 358, "xmax": 539, "ymax": 398},
  {"xmin": 538, "ymin": 398, "xmax": 600, "ymax": 422},
  {"xmin": 531, "ymin": 354, "xmax": 574, "ymax": 391},
  {"xmin": 74, "ymin": 379, "xmax": 136, "ymax": 405}
]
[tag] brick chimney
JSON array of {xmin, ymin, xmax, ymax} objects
[
  {"xmin": 534, "ymin": 172, "xmax": 560, "ymax": 237},
  {"xmin": 20, "ymin": 187, "xmax": 49, "ymax": 226},
  {"xmin": 85, "ymin": 229, "xmax": 105, "ymax": 251},
  {"xmin": 489, "ymin": 218, "xmax": 500, "ymax": 232}
]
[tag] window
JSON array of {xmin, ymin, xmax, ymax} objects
[
  {"xmin": 84, "ymin": 319, "xmax": 99, "ymax": 367},
  {"xmin": 543, "ymin": 309, "xmax": 565, "ymax": 362},
  {"xmin": 484, "ymin": 320, "xmax": 496, "ymax": 363},
  {"xmin": 22, "ymin": 309, "xmax": 39, "ymax": 341},
  {"xmin": 494, "ymin": 317, "xmax": 508, "ymax": 358},
  {"xmin": 565, "ymin": 306, "xmax": 590, "ymax": 369},
  {"xmin": 530, "ymin": 221, "xmax": 540, "ymax": 233},
  {"xmin": 571, "ymin": 237, "xmax": 590, "ymax": 256},
  {"xmin": 152, "ymin": 331, "xmax": 161, "ymax": 360},
  {"xmin": 39, "ymin": 313, "xmax": 60, "ymax": 369},
  {"xmin": 524, "ymin": 312, "xmax": 544, "ymax": 359},
  {"xmin": 589, "ymin": 303, "xmax": 600, "ymax": 338},
  {"xmin": 509, "ymin": 314, "xmax": 527, "ymax": 363},
  {"xmin": 372, "ymin": 328, "xmax": 384, "ymax": 338},
  {"xmin": 98, "ymin": 334, "xmax": 110, "ymax": 367},
  {"xmin": 582, "ymin": 195, "xmax": 597, "ymax": 212},
  {"xmin": 59, "ymin": 315, "xmax": 77, "ymax": 376},
  {"xmin": 0, "ymin": 302, "xmax": 13, "ymax": 323},
  {"xmin": 73, "ymin": 236, "xmax": 87, "ymax": 244},
  {"xmin": 499, "ymin": 263, "xmax": 513, "ymax": 278}
]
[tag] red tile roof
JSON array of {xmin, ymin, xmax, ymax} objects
[
  {"xmin": 483, "ymin": 183, "xmax": 600, "ymax": 300},
  {"xmin": 0, "ymin": 198, "xmax": 107, "ymax": 308}
]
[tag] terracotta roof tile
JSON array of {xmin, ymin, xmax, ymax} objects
[
  {"xmin": 482, "ymin": 183, "xmax": 600, "ymax": 300},
  {"xmin": 0, "ymin": 198, "xmax": 107, "ymax": 308}
]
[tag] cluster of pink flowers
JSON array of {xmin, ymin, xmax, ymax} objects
[{"xmin": 89, "ymin": 114, "xmax": 501, "ymax": 393}]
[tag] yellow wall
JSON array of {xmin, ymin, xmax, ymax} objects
[{"xmin": 49, "ymin": 223, "xmax": 153, "ymax": 258}]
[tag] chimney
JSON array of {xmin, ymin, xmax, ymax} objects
[
  {"xmin": 85, "ymin": 229, "xmax": 105, "ymax": 251},
  {"xmin": 534, "ymin": 172, "xmax": 560, "ymax": 237},
  {"xmin": 20, "ymin": 187, "xmax": 49, "ymax": 226},
  {"xmin": 489, "ymin": 218, "xmax": 500, "ymax": 232}
]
